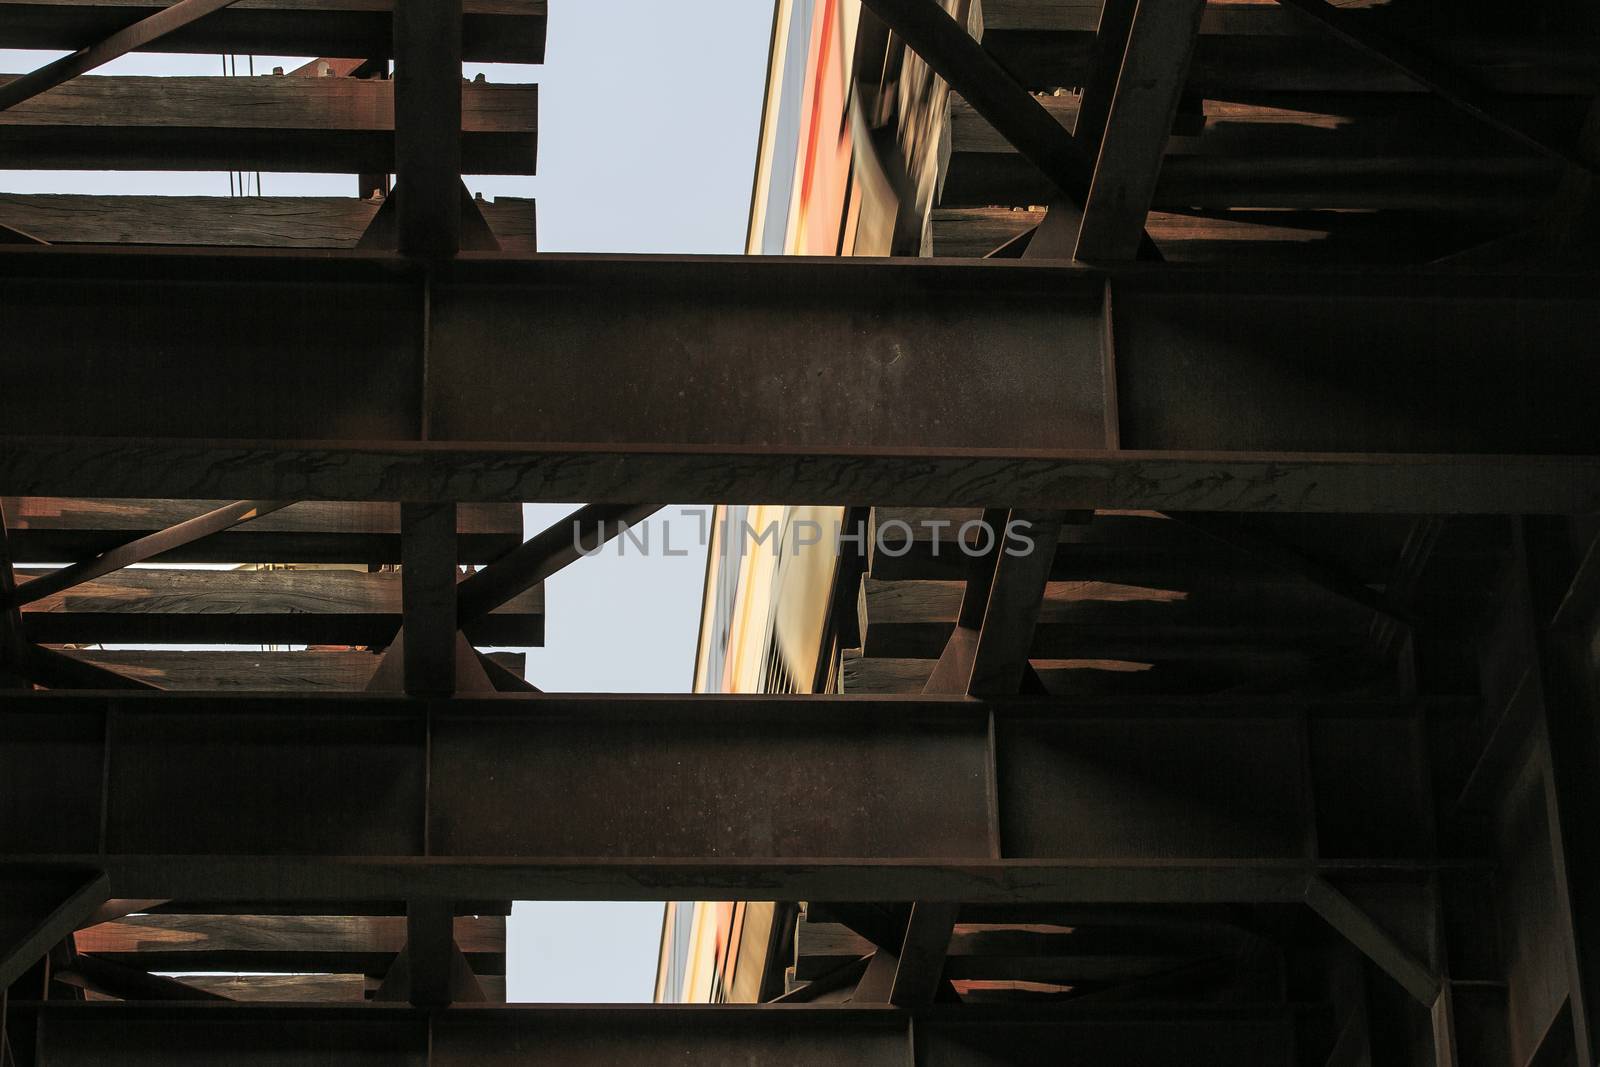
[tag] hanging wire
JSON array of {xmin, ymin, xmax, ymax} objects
[
  {"xmin": 219, "ymin": 52, "xmax": 266, "ymax": 197},
  {"xmin": 248, "ymin": 54, "xmax": 261, "ymax": 196},
  {"xmin": 222, "ymin": 54, "xmax": 234, "ymax": 197}
]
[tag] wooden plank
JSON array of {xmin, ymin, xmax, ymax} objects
[
  {"xmin": 176, "ymin": 972, "xmax": 506, "ymax": 1003},
  {"xmin": 862, "ymin": 576, "xmax": 1366, "ymax": 660},
  {"xmin": 59, "ymin": 650, "xmax": 523, "ymax": 691},
  {"xmin": 0, "ymin": 0, "xmax": 242, "ymax": 113},
  {"xmin": 948, "ymin": 92, "xmax": 1564, "ymax": 165},
  {"xmin": 0, "ymin": 0, "xmax": 548, "ymax": 63},
  {"xmin": 177, "ymin": 973, "xmax": 368, "ymax": 1002},
  {"xmin": 0, "ymin": 195, "xmax": 536, "ymax": 250},
  {"xmin": 942, "ymin": 94, "xmax": 1562, "ymax": 215},
  {"xmin": 74, "ymin": 913, "xmax": 505, "ymax": 975},
  {"xmin": 931, "ymin": 206, "xmax": 1464, "ymax": 265},
  {"xmin": 3, "ymin": 499, "xmax": 522, "ymax": 564},
  {"xmin": 980, "ymin": 23, "xmax": 1600, "ymax": 97},
  {"xmin": 57, "ymin": 953, "xmax": 230, "ymax": 1001},
  {"xmin": 15, "ymin": 566, "xmax": 542, "ymax": 646},
  {"xmin": 10, "ymin": 500, "xmax": 289, "ymax": 607},
  {"xmin": 1074, "ymin": 0, "xmax": 1204, "ymax": 261},
  {"xmin": 944, "ymin": 152, "xmax": 1560, "ymax": 215},
  {"xmin": 1275, "ymin": 0, "xmax": 1595, "ymax": 169},
  {"xmin": 0, "ymin": 74, "xmax": 537, "ymax": 173},
  {"xmin": 21, "ymin": 642, "xmax": 162, "ymax": 690}
]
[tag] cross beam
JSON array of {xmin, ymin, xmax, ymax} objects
[
  {"xmin": 0, "ymin": 691, "xmax": 1452, "ymax": 902},
  {"xmin": 24, "ymin": 1002, "xmax": 1297, "ymax": 1065},
  {"xmin": 0, "ymin": 250, "xmax": 1597, "ymax": 513}
]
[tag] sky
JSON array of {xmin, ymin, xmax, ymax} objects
[
  {"xmin": 2, "ymin": 0, "xmax": 776, "ymax": 1002},
  {"xmin": 505, "ymin": 0, "xmax": 773, "ymax": 999}
]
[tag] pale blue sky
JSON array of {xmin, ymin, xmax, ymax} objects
[
  {"xmin": 507, "ymin": 0, "xmax": 771, "ymax": 999},
  {"xmin": 2, "ymin": 0, "xmax": 775, "ymax": 1001}
]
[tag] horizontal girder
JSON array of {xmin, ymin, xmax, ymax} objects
[
  {"xmin": 1, "ymin": 248, "xmax": 1595, "ymax": 512},
  {"xmin": 23, "ymin": 1002, "xmax": 1298, "ymax": 1066},
  {"xmin": 0, "ymin": 691, "xmax": 1446, "ymax": 901}
]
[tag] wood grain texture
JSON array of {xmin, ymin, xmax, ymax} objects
[
  {"xmin": 0, "ymin": 74, "xmax": 537, "ymax": 173},
  {"xmin": 16, "ymin": 566, "xmax": 542, "ymax": 645},
  {"xmin": 177, "ymin": 973, "xmax": 368, "ymax": 1002},
  {"xmin": 75, "ymin": 913, "xmax": 506, "ymax": 975},
  {"xmin": 175, "ymin": 972, "xmax": 508, "ymax": 1002},
  {"xmin": 0, "ymin": 194, "xmax": 535, "ymax": 250},
  {"xmin": 980, "ymin": 22, "xmax": 1600, "ymax": 97}
]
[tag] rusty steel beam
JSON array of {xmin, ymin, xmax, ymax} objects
[
  {"xmin": 851, "ymin": 902, "xmax": 959, "ymax": 1005},
  {"xmin": 1073, "ymin": 0, "xmax": 1204, "ymax": 261},
  {"xmin": 19, "ymin": 643, "xmax": 163, "ymax": 691},
  {"xmin": 0, "ymin": 250, "xmax": 1596, "ymax": 513},
  {"xmin": 399, "ymin": 502, "xmax": 459, "ymax": 696},
  {"xmin": 22, "ymin": 1002, "xmax": 1298, "ymax": 1065},
  {"xmin": 393, "ymin": 0, "xmax": 462, "ymax": 256},
  {"xmin": 0, "ymin": 867, "xmax": 108, "ymax": 990},
  {"xmin": 456, "ymin": 503, "xmax": 660, "ymax": 625},
  {"xmin": 0, "ymin": 443, "xmax": 1590, "ymax": 515},
  {"xmin": 858, "ymin": 0, "xmax": 1161, "ymax": 259},
  {"xmin": 0, "ymin": 691, "xmax": 1456, "ymax": 903}
]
